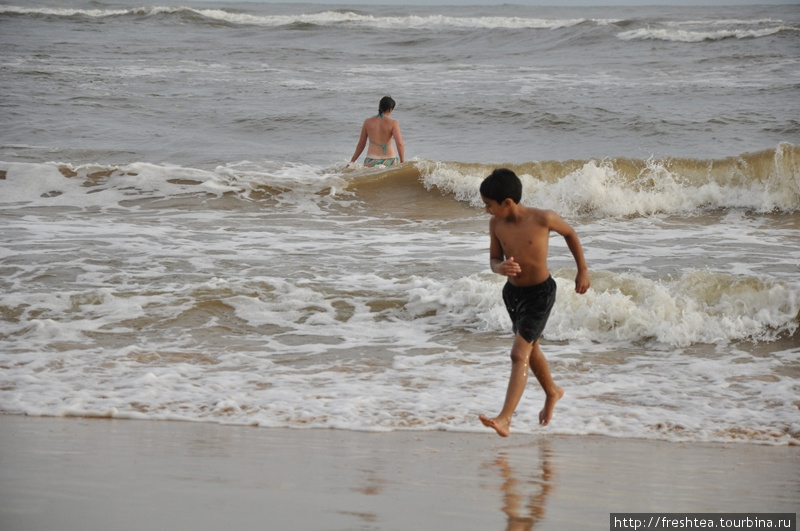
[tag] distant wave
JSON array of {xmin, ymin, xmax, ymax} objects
[
  {"xmin": 617, "ymin": 17, "xmax": 797, "ymax": 42},
  {"xmin": 668, "ymin": 18, "xmax": 787, "ymax": 26},
  {"xmin": 4, "ymin": 5, "xmax": 795, "ymax": 39},
  {"xmin": 618, "ymin": 26, "xmax": 794, "ymax": 42},
  {"xmin": 0, "ymin": 5, "xmax": 132, "ymax": 17},
  {"xmin": 0, "ymin": 6, "xmax": 611, "ymax": 29},
  {"xmin": 0, "ymin": 5, "xmax": 243, "ymax": 21}
]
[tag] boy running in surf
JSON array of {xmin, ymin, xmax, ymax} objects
[{"xmin": 478, "ymin": 168, "xmax": 590, "ymax": 437}]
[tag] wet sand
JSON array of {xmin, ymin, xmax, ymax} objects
[{"xmin": 0, "ymin": 415, "xmax": 797, "ymax": 531}]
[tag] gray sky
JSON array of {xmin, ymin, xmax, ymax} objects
[
  {"xmin": 192, "ymin": 0, "xmax": 799, "ymax": 4},
  {"xmin": 204, "ymin": 0, "xmax": 800, "ymax": 4}
]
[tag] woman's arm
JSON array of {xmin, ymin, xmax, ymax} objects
[
  {"xmin": 350, "ymin": 121, "xmax": 368, "ymax": 163},
  {"xmin": 393, "ymin": 122, "xmax": 405, "ymax": 163}
]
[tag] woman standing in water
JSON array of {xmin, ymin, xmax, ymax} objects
[{"xmin": 349, "ymin": 96, "xmax": 405, "ymax": 167}]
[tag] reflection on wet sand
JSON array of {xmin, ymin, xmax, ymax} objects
[{"xmin": 491, "ymin": 442, "xmax": 554, "ymax": 531}]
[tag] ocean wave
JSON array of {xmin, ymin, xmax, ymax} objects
[
  {"xmin": 547, "ymin": 270, "xmax": 799, "ymax": 346},
  {"xmin": 2, "ymin": 266, "xmax": 797, "ymax": 442},
  {"xmin": 666, "ymin": 18, "xmax": 787, "ymax": 27},
  {"xmin": 403, "ymin": 269, "xmax": 799, "ymax": 347},
  {"xmin": 2, "ymin": 250, "xmax": 794, "ymax": 355},
  {"xmin": 617, "ymin": 25, "xmax": 795, "ymax": 42},
  {"xmin": 4, "ymin": 5, "xmax": 795, "ymax": 43},
  {"xmin": 0, "ymin": 5, "xmax": 266, "ymax": 25},
  {"xmin": 0, "ymin": 5, "xmax": 189, "ymax": 18},
  {"xmin": 1, "ymin": 143, "xmax": 798, "ymax": 217},
  {"xmin": 0, "ymin": 160, "xmax": 345, "ymax": 209},
  {"xmin": 419, "ymin": 143, "xmax": 800, "ymax": 216},
  {"xmin": 0, "ymin": 6, "xmax": 612, "ymax": 30},
  {"xmin": 5, "ymin": 5, "xmax": 794, "ymax": 36},
  {"xmin": 0, "ymin": 5, "xmax": 131, "ymax": 17}
]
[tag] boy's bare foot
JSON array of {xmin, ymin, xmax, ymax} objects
[
  {"xmin": 539, "ymin": 386, "xmax": 565, "ymax": 426},
  {"xmin": 479, "ymin": 414, "xmax": 510, "ymax": 437}
]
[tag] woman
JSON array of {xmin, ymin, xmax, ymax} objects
[{"xmin": 349, "ymin": 96, "xmax": 405, "ymax": 167}]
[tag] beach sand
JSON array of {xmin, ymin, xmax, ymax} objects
[{"xmin": 0, "ymin": 415, "xmax": 797, "ymax": 531}]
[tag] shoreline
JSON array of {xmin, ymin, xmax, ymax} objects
[{"xmin": 1, "ymin": 414, "xmax": 798, "ymax": 531}]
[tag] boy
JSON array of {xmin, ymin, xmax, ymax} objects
[{"xmin": 478, "ymin": 168, "xmax": 590, "ymax": 437}]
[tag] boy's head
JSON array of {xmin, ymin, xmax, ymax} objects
[{"xmin": 480, "ymin": 168, "xmax": 522, "ymax": 204}]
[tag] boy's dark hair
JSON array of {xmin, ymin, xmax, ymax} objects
[
  {"xmin": 378, "ymin": 96, "xmax": 396, "ymax": 115},
  {"xmin": 480, "ymin": 168, "xmax": 522, "ymax": 204}
]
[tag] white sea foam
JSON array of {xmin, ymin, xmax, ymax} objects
[
  {"xmin": 200, "ymin": 10, "xmax": 598, "ymax": 30},
  {"xmin": 2, "ymin": 199, "xmax": 796, "ymax": 440},
  {"xmin": 0, "ymin": 6, "xmax": 601, "ymax": 29},
  {"xmin": 0, "ymin": 161, "xmax": 345, "ymax": 210},
  {"xmin": 617, "ymin": 26, "xmax": 790, "ymax": 42},
  {"xmin": 0, "ymin": 6, "xmax": 130, "ymax": 17},
  {"xmin": 420, "ymin": 146, "xmax": 800, "ymax": 217},
  {"xmin": 6, "ymin": 5, "xmax": 791, "ymax": 39}
]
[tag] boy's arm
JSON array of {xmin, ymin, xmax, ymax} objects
[
  {"xmin": 489, "ymin": 218, "xmax": 521, "ymax": 278},
  {"xmin": 547, "ymin": 212, "xmax": 590, "ymax": 294}
]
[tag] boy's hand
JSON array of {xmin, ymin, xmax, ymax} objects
[
  {"xmin": 501, "ymin": 257, "xmax": 522, "ymax": 278},
  {"xmin": 575, "ymin": 269, "xmax": 590, "ymax": 294}
]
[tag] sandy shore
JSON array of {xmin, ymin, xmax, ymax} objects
[{"xmin": 0, "ymin": 415, "xmax": 797, "ymax": 531}]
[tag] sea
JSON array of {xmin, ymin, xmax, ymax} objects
[{"xmin": 1, "ymin": 0, "xmax": 798, "ymax": 446}]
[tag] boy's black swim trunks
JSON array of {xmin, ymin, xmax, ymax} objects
[{"xmin": 502, "ymin": 276, "xmax": 557, "ymax": 344}]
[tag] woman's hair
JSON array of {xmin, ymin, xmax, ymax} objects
[
  {"xmin": 378, "ymin": 96, "xmax": 396, "ymax": 115},
  {"xmin": 480, "ymin": 168, "xmax": 522, "ymax": 204}
]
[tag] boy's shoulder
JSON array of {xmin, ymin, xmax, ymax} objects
[
  {"xmin": 520, "ymin": 204, "xmax": 556, "ymax": 223},
  {"xmin": 490, "ymin": 204, "xmax": 554, "ymax": 229},
  {"xmin": 520, "ymin": 204, "xmax": 547, "ymax": 214}
]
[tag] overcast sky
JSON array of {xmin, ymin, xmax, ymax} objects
[
  {"xmin": 201, "ymin": 0, "xmax": 800, "ymax": 4},
  {"xmin": 190, "ymin": 0, "xmax": 799, "ymax": 4}
]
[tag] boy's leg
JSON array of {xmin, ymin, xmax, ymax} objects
[
  {"xmin": 480, "ymin": 336, "xmax": 565, "ymax": 435},
  {"xmin": 479, "ymin": 333, "xmax": 535, "ymax": 437},
  {"xmin": 529, "ymin": 340, "xmax": 564, "ymax": 426}
]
